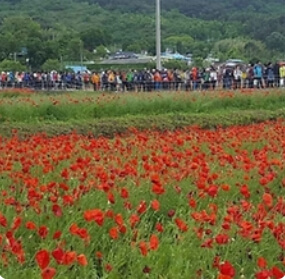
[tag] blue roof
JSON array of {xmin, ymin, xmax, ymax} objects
[{"xmin": 65, "ymin": 65, "xmax": 88, "ymax": 73}]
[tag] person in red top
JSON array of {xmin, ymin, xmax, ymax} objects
[
  {"xmin": 83, "ymin": 72, "xmax": 90, "ymax": 89},
  {"xmin": 191, "ymin": 67, "xmax": 198, "ymax": 90},
  {"xmin": 154, "ymin": 70, "xmax": 162, "ymax": 91},
  {"xmin": 1, "ymin": 72, "xmax": 7, "ymax": 88}
]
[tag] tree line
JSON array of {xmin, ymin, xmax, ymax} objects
[{"xmin": 0, "ymin": 0, "xmax": 284, "ymax": 70}]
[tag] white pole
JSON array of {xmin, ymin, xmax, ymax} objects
[{"xmin": 156, "ymin": 0, "xmax": 162, "ymax": 70}]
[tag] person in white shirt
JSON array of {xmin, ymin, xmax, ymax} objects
[
  {"xmin": 210, "ymin": 68, "xmax": 218, "ymax": 90},
  {"xmin": 233, "ymin": 65, "xmax": 242, "ymax": 89},
  {"xmin": 116, "ymin": 72, "xmax": 122, "ymax": 92}
]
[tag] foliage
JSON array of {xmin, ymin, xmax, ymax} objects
[
  {"xmin": 0, "ymin": 0, "xmax": 284, "ymax": 69},
  {"xmin": 0, "ymin": 89, "xmax": 285, "ymax": 125},
  {"xmin": 213, "ymin": 38, "xmax": 269, "ymax": 62},
  {"xmin": 95, "ymin": 45, "xmax": 107, "ymax": 59},
  {"xmin": 41, "ymin": 59, "xmax": 61, "ymax": 72},
  {"xmin": 0, "ymin": 59, "xmax": 26, "ymax": 72}
]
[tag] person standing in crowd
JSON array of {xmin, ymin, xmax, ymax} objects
[
  {"xmin": 184, "ymin": 69, "xmax": 190, "ymax": 91},
  {"xmin": 133, "ymin": 70, "xmax": 139, "ymax": 92},
  {"xmin": 273, "ymin": 62, "xmax": 280, "ymax": 87},
  {"xmin": 191, "ymin": 67, "xmax": 198, "ymax": 91},
  {"xmin": 265, "ymin": 63, "xmax": 275, "ymax": 88},
  {"xmin": 173, "ymin": 69, "xmax": 182, "ymax": 91},
  {"xmin": 1, "ymin": 72, "xmax": 7, "ymax": 88},
  {"xmin": 233, "ymin": 65, "xmax": 242, "ymax": 90},
  {"xmin": 144, "ymin": 70, "xmax": 153, "ymax": 92},
  {"xmin": 154, "ymin": 69, "xmax": 162, "ymax": 91},
  {"xmin": 210, "ymin": 67, "xmax": 218, "ymax": 90},
  {"xmin": 121, "ymin": 71, "xmax": 127, "ymax": 92},
  {"xmin": 280, "ymin": 63, "xmax": 285, "ymax": 87},
  {"xmin": 115, "ymin": 72, "xmax": 123, "ymax": 92},
  {"xmin": 108, "ymin": 70, "xmax": 115, "ymax": 91},
  {"xmin": 202, "ymin": 68, "xmax": 210, "ymax": 90},
  {"xmin": 241, "ymin": 68, "xmax": 247, "ymax": 88},
  {"xmin": 253, "ymin": 61, "xmax": 264, "ymax": 88},
  {"xmin": 91, "ymin": 72, "xmax": 100, "ymax": 91},
  {"xmin": 83, "ymin": 71, "xmax": 90, "ymax": 89},
  {"xmin": 246, "ymin": 64, "xmax": 254, "ymax": 88},
  {"xmin": 126, "ymin": 70, "xmax": 134, "ymax": 91},
  {"xmin": 137, "ymin": 70, "xmax": 143, "ymax": 92},
  {"xmin": 223, "ymin": 67, "xmax": 233, "ymax": 89},
  {"xmin": 101, "ymin": 71, "xmax": 108, "ymax": 91}
]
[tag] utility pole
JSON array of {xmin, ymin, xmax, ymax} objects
[{"xmin": 156, "ymin": 0, "xmax": 162, "ymax": 70}]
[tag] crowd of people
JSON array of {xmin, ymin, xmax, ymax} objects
[{"xmin": 0, "ymin": 62, "xmax": 285, "ymax": 92}]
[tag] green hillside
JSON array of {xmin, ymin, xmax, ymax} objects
[{"xmin": 0, "ymin": 0, "xmax": 284, "ymax": 69}]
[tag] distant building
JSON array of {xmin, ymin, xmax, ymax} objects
[
  {"xmin": 65, "ymin": 65, "xmax": 89, "ymax": 73},
  {"xmin": 109, "ymin": 51, "xmax": 138, "ymax": 60}
]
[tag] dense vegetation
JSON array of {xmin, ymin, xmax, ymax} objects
[
  {"xmin": 1, "ymin": 89, "xmax": 285, "ymax": 137},
  {"xmin": 0, "ymin": 0, "xmax": 284, "ymax": 69}
]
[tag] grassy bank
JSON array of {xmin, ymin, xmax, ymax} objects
[
  {"xmin": 1, "ymin": 109, "xmax": 285, "ymax": 138},
  {"xmin": 0, "ymin": 89, "xmax": 285, "ymax": 137},
  {"xmin": 0, "ymin": 90, "xmax": 284, "ymax": 123}
]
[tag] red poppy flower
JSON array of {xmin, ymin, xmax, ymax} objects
[
  {"xmin": 149, "ymin": 234, "xmax": 159, "ymax": 251},
  {"xmin": 215, "ymin": 234, "xmax": 229, "ymax": 245},
  {"xmin": 105, "ymin": 263, "xmax": 113, "ymax": 272},
  {"xmin": 53, "ymin": 230, "xmax": 62, "ymax": 240},
  {"xmin": 63, "ymin": 251, "xmax": 77, "ymax": 265},
  {"xmin": 255, "ymin": 270, "xmax": 272, "ymax": 279},
  {"xmin": 120, "ymin": 188, "xmax": 129, "ymax": 199},
  {"xmin": 52, "ymin": 204, "xmax": 62, "ymax": 217},
  {"xmin": 35, "ymin": 249, "xmax": 50, "ymax": 270},
  {"xmin": 114, "ymin": 214, "xmax": 124, "ymax": 226},
  {"xmin": 208, "ymin": 185, "xmax": 218, "ymax": 197},
  {"xmin": 26, "ymin": 221, "xmax": 37, "ymax": 230},
  {"xmin": 139, "ymin": 241, "xmax": 148, "ymax": 256},
  {"xmin": 41, "ymin": 267, "xmax": 56, "ymax": 279},
  {"xmin": 219, "ymin": 261, "xmax": 235, "ymax": 277},
  {"xmin": 52, "ymin": 247, "xmax": 64, "ymax": 265},
  {"xmin": 11, "ymin": 216, "xmax": 22, "ymax": 231},
  {"xmin": 257, "ymin": 257, "xmax": 267, "ymax": 269},
  {"xmin": 271, "ymin": 266, "xmax": 284, "ymax": 278},
  {"xmin": 152, "ymin": 183, "xmax": 165, "ymax": 195},
  {"xmin": 95, "ymin": 251, "xmax": 103, "ymax": 259},
  {"xmin": 151, "ymin": 200, "xmax": 160, "ymax": 211},
  {"xmin": 77, "ymin": 254, "xmax": 88, "ymax": 266},
  {"xmin": 263, "ymin": 193, "xmax": 273, "ymax": 208},
  {"xmin": 137, "ymin": 201, "xmax": 147, "ymax": 215},
  {"xmin": 109, "ymin": 227, "xmax": 119, "ymax": 239},
  {"xmin": 83, "ymin": 209, "xmax": 104, "ymax": 226},
  {"xmin": 0, "ymin": 213, "xmax": 7, "ymax": 227},
  {"xmin": 38, "ymin": 226, "xmax": 48, "ymax": 239},
  {"xmin": 155, "ymin": 223, "xmax": 164, "ymax": 233},
  {"xmin": 175, "ymin": 218, "xmax": 188, "ymax": 232}
]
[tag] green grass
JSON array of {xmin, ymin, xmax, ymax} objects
[
  {"xmin": 0, "ymin": 89, "xmax": 285, "ymax": 137},
  {"xmin": 0, "ymin": 109, "xmax": 284, "ymax": 138},
  {"xmin": 0, "ymin": 89, "xmax": 284, "ymax": 123}
]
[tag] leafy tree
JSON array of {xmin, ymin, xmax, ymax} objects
[
  {"xmin": 95, "ymin": 45, "xmax": 107, "ymax": 58},
  {"xmin": 0, "ymin": 59, "xmax": 26, "ymax": 72},
  {"xmin": 80, "ymin": 28, "xmax": 111, "ymax": 51},
  {"xmin": 265, "ymin": 32, "xmax": 285, "ymax": 53},
  {"xmin": 0, "ymin": 0, "xmax": 284, "ymax": 67},
  {"xmin": 66, "ymin": 38, "xmax": 84, "ymax": 61},
  {"xmin": 164, "ymin": 36, "xmax": 194, "ymax": 54},
  {"xmin": 41, "ymin": 59, "xmax": 61, "ymax": 72}
]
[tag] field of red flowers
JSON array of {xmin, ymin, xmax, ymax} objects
[{"xmin": 0, "ymin": 120, "xmax": 285, "ymax": 278}]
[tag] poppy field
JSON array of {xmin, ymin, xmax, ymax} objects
[{"xmin": 0, "ymin": 117, "xmax": 285, "ymax": 278}]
